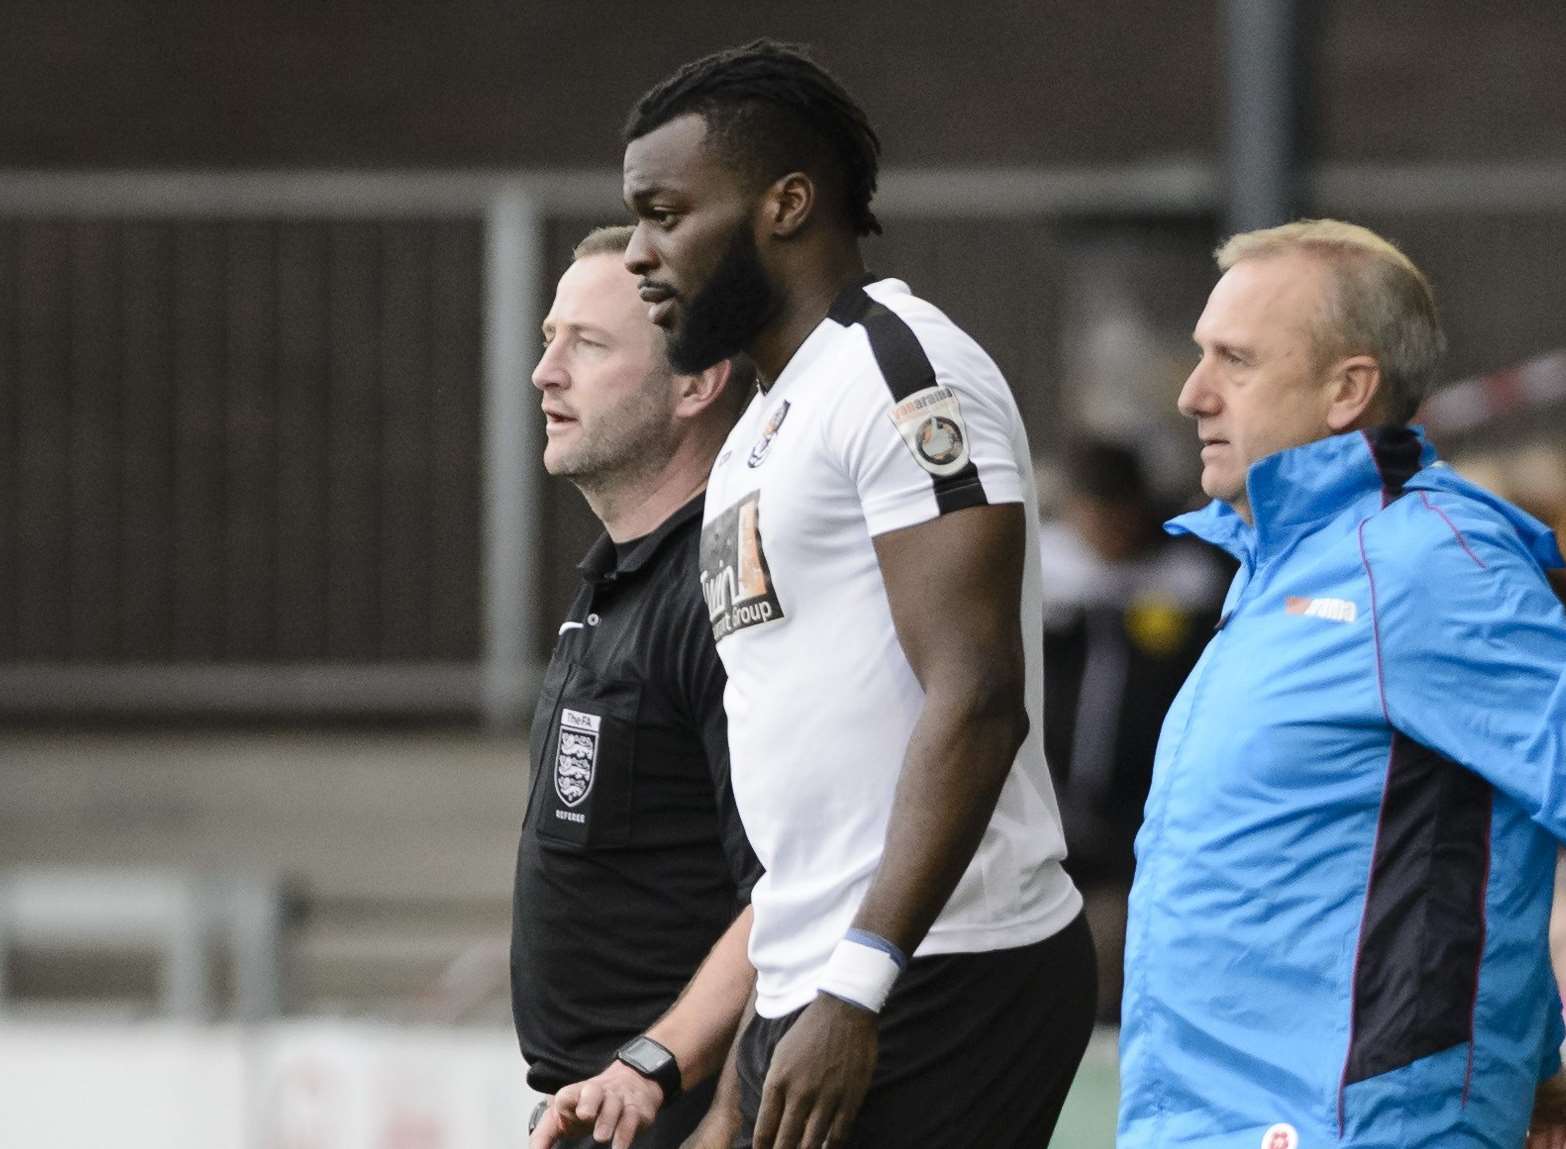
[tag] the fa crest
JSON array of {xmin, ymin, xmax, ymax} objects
[
  {"xmin": 554, "ymin": 707, "xmax": 601, "ymax": 808},
  {"xmin": 1261, "ymin": 1123, "xmax": 1299, "ymax": 1149}
]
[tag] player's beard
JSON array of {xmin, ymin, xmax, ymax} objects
[{"xmin": 666, "ymin": 221, "xmax": 778, "ymax": 375}]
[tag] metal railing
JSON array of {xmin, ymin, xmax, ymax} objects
[{"xmin": 2, "ymin": 161, "xmax": 1562, "ymax": 726}]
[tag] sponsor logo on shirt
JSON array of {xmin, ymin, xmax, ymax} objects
[
  {"xmin": 1261, "ymin": 1123, "xmax": 1299, "ymax": 1149},
  {"xmin": 700, "ymin": 490, "xmax": 785, "ymax": 642},
  {"xmin": 748, "ymin": 399, "xmax": 791, "ymax": 467},
  {"xmin": 888, "ymin": 385, "xmax": 971, "ymax": 477},
  {"xmin": 1284, "ymin": 595, "xmax": 1358, "ymax": 623},
  {"xmin": 554, "ymin": 707, "xmax": 600, "ymax": 809}
]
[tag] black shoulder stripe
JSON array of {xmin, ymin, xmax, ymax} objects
[
  {"xmin": 827, "ymin": 284, "xmax": 988, "ymax": 515},
  {"xmin": 828, "ymin": 285, "xmax": 934, "ymax": 401},
  {"xmin": 827, "ymin": 282, "xmax": 874, "ymax": 328}
]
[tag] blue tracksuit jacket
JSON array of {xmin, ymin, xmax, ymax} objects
[{"xmin": 1119, "ymin": 426, "xmax": 1566, "ymax": 1148}]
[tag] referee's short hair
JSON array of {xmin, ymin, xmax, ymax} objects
[
  {"xmin": 624, "ymin": 39, "xmax": 883, "ymax": 237},
  {"xmin": 569, "ymin": 224, "xmax": 757, "ymax": 413},
  {"xmin": 572, "ymin": 224, "xmax": 637, "ymax": 263}
]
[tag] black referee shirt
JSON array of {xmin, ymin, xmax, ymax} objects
[{"xmin": 511, "ymin": 493, "xmax": 760, "ymax": 1093}]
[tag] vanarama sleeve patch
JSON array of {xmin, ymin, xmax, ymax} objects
[{"xmin": 888, "ymin": 385, "xmax": 970, "ymax": 477}]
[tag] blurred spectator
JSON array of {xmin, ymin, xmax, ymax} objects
[{"xmin": 1038, "ymin": 436, "xmax": 1229, "ymax": 1022}]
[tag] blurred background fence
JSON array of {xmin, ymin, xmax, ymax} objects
[{"xmin": 0, "ymin": 168, "xmax": 1223, "ymax": 728}]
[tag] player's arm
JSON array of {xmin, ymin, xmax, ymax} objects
[
  {"xmin": 852, "ymin": 500, "xmax": 1029, "ymax": 949},
  {"xmin": 532, "ymin": 907, "xmax": 755, "ymax": 1149},
  {"xmin": 753, "ymin": 501, "xmax": 1029, "ymax": 1149}
]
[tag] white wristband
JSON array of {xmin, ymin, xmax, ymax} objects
[{"xmin": 817, "ymin": 936, "xmax": 904, "ymax": 1014}]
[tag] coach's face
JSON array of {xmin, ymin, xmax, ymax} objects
[
  {"xmin": 532, "ymin": 253, "xmax": 675, "ymax": 481},
  {"xmin": 623, "ymin": 113, "xmax": 779, "ymax": 374},
  {"xmin": 1178, "ymin": 251, "xmax": 1342, "ymax": 523}
]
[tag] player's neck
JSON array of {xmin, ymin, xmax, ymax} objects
[{"xmin": 751, "ymin": 247, "xmax": 867, "ymax": 388}]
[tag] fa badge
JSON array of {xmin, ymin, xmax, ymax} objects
[
  {"xmin": 554, "ymin": 708, "xmax": 601, "ymax": 807},
  {"xmin": 748, "ymin": 400, "xmax": 791, "ymax": 467},
  {"xmin": 1260, "ymin": 1123, "xmax": 1299, "ymax": 1149}
]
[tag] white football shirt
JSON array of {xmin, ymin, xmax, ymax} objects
[{"xmin": 699, "ymin": 278, "xmax": 1081, "ymax": 1018}]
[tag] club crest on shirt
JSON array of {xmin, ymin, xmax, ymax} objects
[
  {"xmin": 700, "ymin": 490, "xmax": 785, "ymax": 643},
  {"xmin": 554, "ymin": 707, "xmax": 601, "ymax": 808},
  {"xmin": 748, "ymin": 399, "xmax": 791, "ymax": 467},
  {"xmin": 888, "ymin": 385, "xmax": 971, "ymax": 477}
]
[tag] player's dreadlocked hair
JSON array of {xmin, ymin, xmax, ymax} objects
[{"xmin": 625, "ymin": 39, "xmax": 883, "ymax": 237}]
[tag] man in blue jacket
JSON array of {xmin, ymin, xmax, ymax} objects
[{"xmin": 1118, "ymin": 218, "xmax": 1566, "ymax": 1149}]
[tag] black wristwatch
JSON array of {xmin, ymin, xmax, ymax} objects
[{"xmin": 615, "ymin": 1034, "xmax": 682, "ymax": 1101}]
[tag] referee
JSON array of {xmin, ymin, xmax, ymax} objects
[{"xmin": 513, "ymin": 225, "xmax": 760, "ymax": 1149}]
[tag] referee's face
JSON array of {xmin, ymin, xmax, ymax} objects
[{"xmin": 533, "ymin": 253, "xmax": 677, "ymax": 483}]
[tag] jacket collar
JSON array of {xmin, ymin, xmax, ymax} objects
[
  {"xmin": 1167, "ymin": 426, "xmax": 1438, "ymax": 563},
  {"xmin": 578, "ymin": 492, "xmax": 706, "ymax": 584}
]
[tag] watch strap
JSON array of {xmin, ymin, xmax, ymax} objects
[{"xmin": 615, "ymin": 1035, "xmax": 682, "ymax": 1101}]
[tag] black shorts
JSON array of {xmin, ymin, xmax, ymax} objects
[{"xmin": 734, "ymin": 912, "xmax": 1096, "ymax": 1149}]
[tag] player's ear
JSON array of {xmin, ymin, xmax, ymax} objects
[
  {"xmin": 764, "ymin": 172, "xmax": 815, "ymax": 240},
  {"xmin": 1325, "ymin": 354, "xmax": 1383, "ymax": 431}
]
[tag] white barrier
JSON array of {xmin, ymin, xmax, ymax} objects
[
  {"xmin": 0, "ymin": 1021, "xmax": 1122, "ymax": 1148},
  {"xmin": 0, "ymin": 1022, "xmax": 543, "ymax": 1149}
]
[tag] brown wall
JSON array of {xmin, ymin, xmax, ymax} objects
[
  {"xmin": 0, "ymin": 3, "xmax": 1220, "ymax": 168},
  {"xmin": 1312, "ymin": 3, "xmax": 1566, "ymax": 162},
  {"xmin": 0, "ymin": 218, "xmax": 484, "ymax": 663},
  {"xmin": 5, "ymin": 4, "xmax": 1564, "ymax": 170}
]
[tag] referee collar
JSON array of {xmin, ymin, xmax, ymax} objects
[{"xmin": 577, "ymin": 492, "xmax": 706, "ymax": 584}]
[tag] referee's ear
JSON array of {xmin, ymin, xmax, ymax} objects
[{"xmin": 674, "ymin": 356, "xmax": 755, "ymax": 428}]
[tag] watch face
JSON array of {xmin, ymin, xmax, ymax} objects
[{"xmin": 620, "ymin": 1036, "xmax": 671, "ymax": 1074}]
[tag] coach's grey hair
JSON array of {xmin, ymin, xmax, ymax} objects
[{"xmin": 1215, "ymin": 219, "xmax": 1446, "ymax": 424}]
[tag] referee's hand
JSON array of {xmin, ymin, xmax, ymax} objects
[
  {"xmin": 753, "ymin": 994, "xmax": 877, "ymax": 1149},
  {"xmin": 529, "ymin": 1061, "xmax": 666, "ymax": 1149}
]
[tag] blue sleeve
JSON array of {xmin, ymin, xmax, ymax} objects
[{"xmin": 1374, "ymin": 503, "xmax": 1566, "ymax": 838}]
